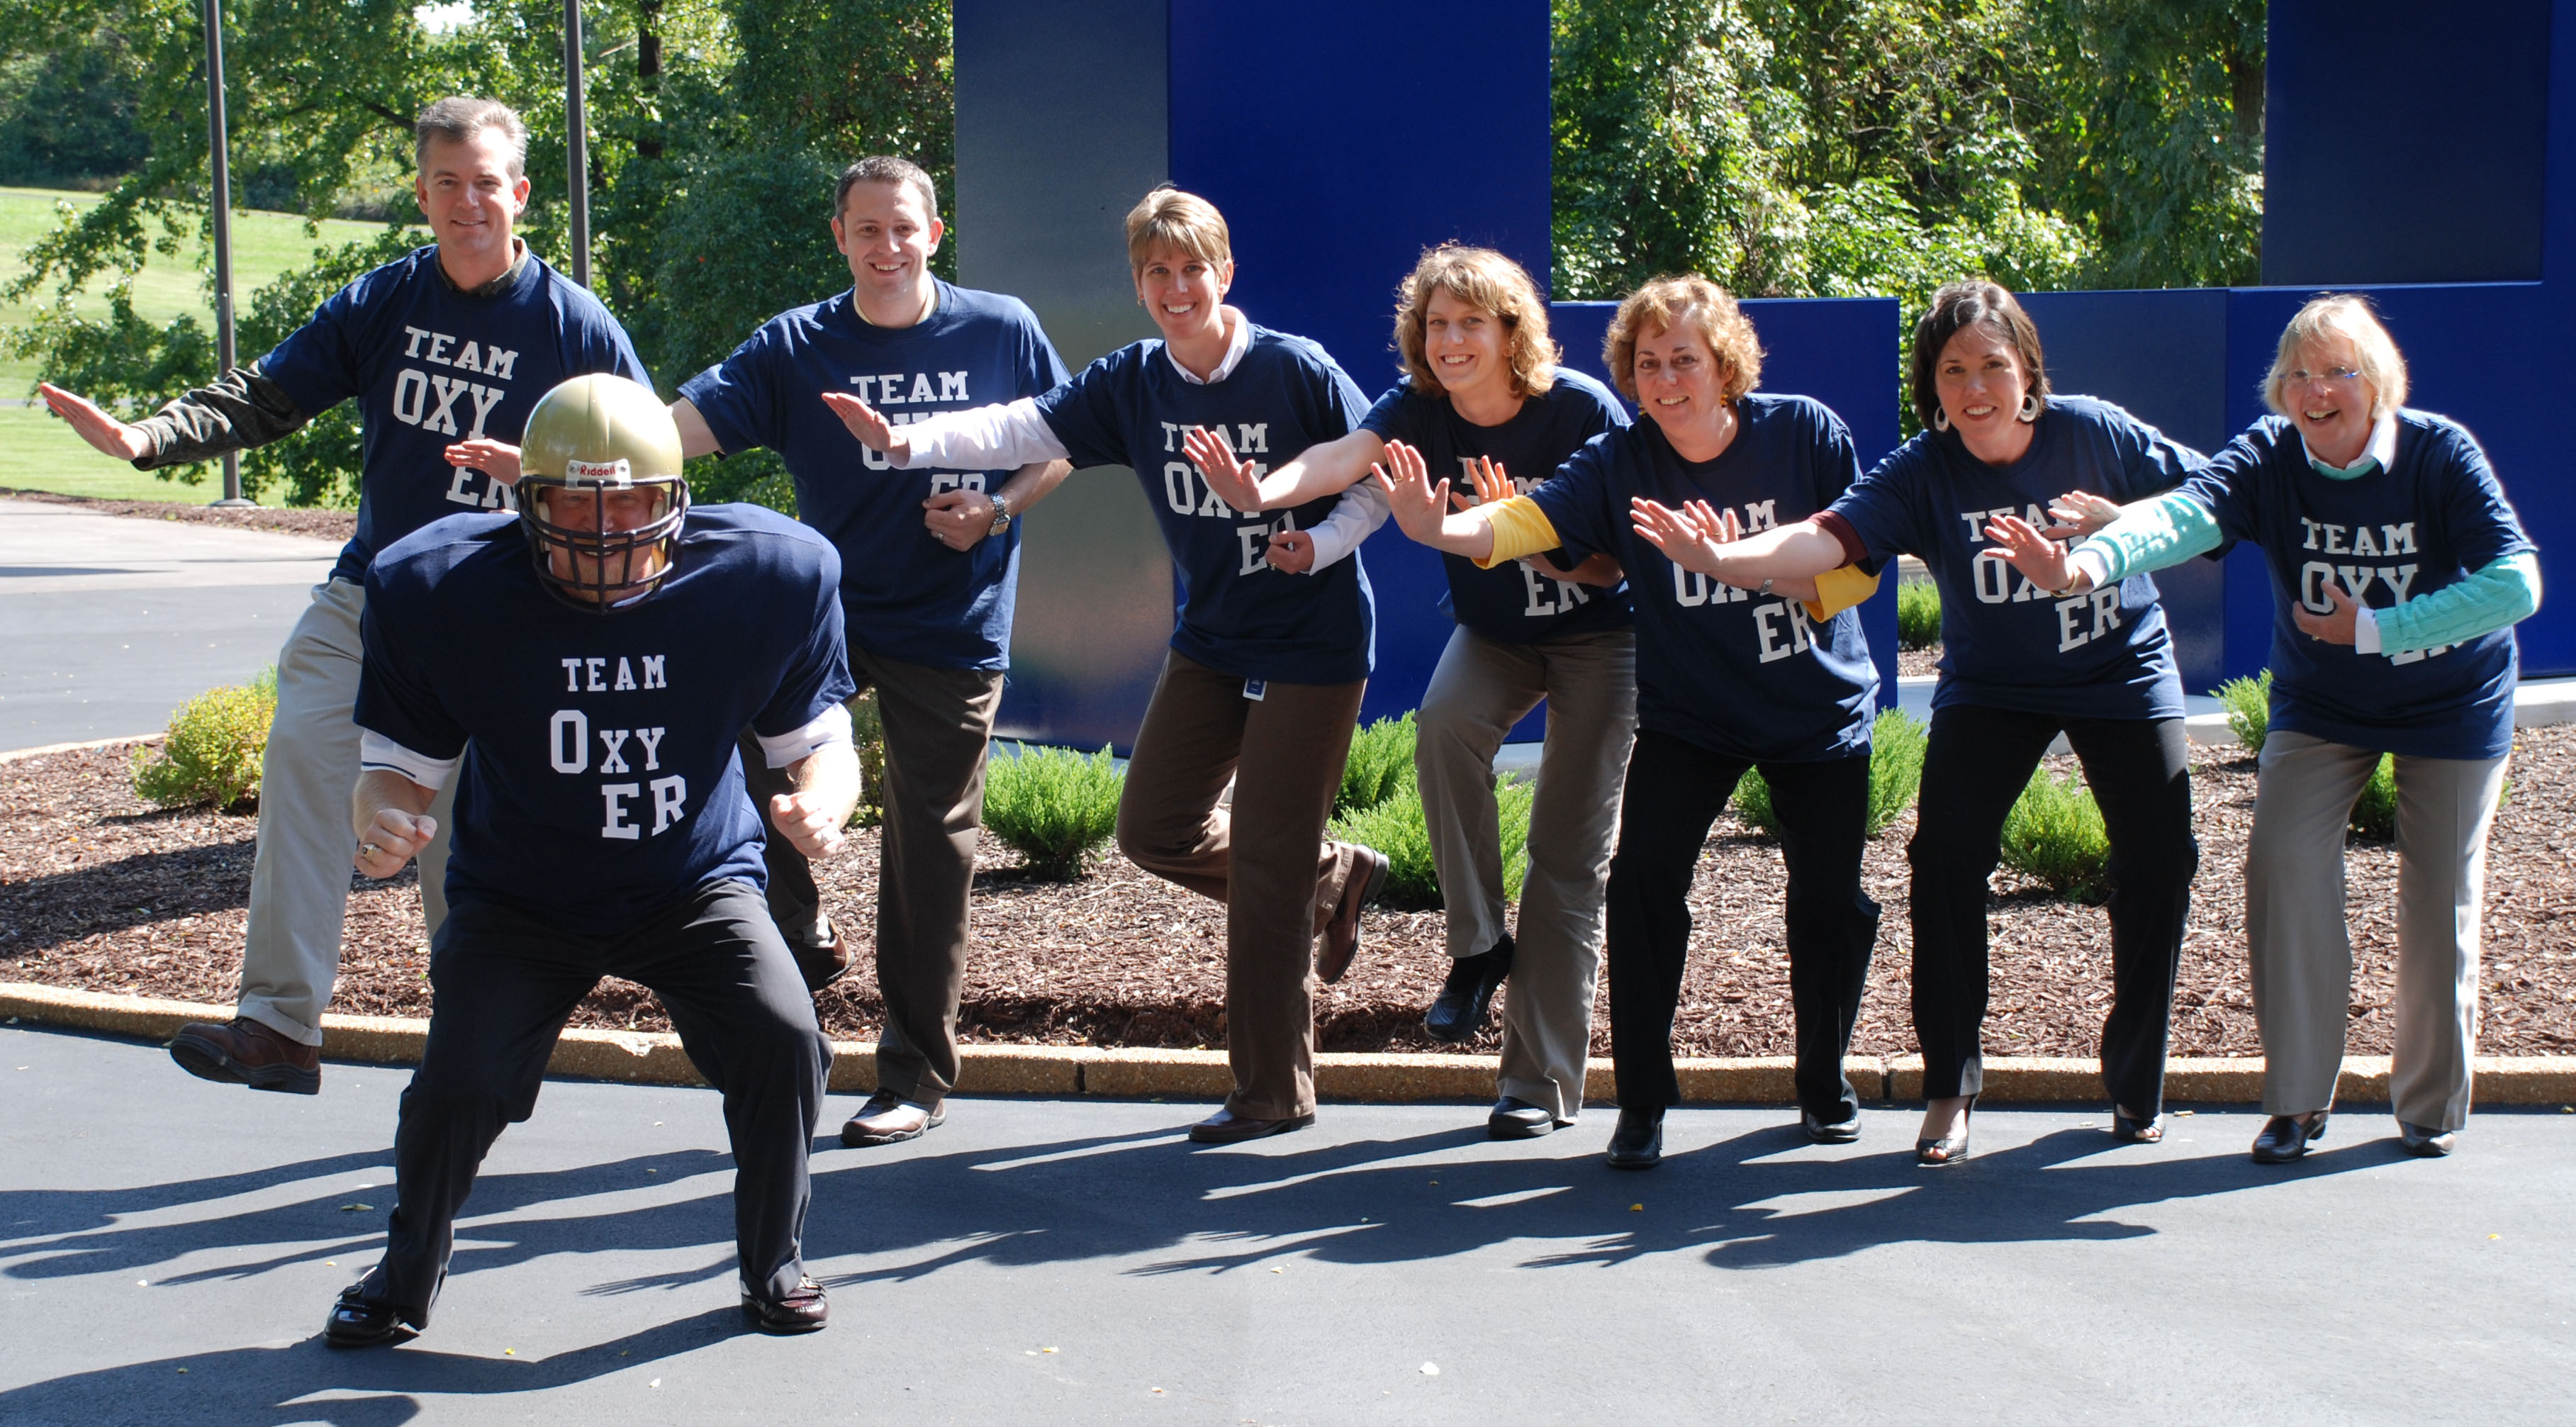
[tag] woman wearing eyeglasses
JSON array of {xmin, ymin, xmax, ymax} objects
[{"xmin": 1990, "ymin": 294, "xmax": 2538, "ymax": 1162}]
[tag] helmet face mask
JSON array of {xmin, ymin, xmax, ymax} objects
[{"xmin": 514, "ymin": 376, "xmax": 691, "ymax": 612}]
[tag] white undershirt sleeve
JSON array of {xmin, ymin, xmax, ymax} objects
[
  {"xmin": 754, "ymin": 701, "xmax": 854, "ymax": 770},
  {"xmin": 889, "ymin": 398, "xmax": 1069, "ymax": 471},
  {"xmin": 359, "ymin": 731, "xmax": 459, "ymax": 792},
  {"xmin": 1295, "ymin": 481, "xmax": 1392, "ymax": 574},
  {"xmin": 2353, "ymin": 605, "xmax": 2382, "ymax": 655}
]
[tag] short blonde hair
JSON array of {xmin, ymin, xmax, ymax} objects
[
  {"xmin": 1392, "ymin": 245, "xmax": 1559, "ymax": 399},
  {"xmin": 1124, "ymin": 186, "xmax": 1231, "ymax": 274},
  {"xmin": 2265, "ymin": 293, "xmax": 2409, "ymax": 420},
  {"xmin": 1601, "ymin": 275, "xmax": 1762, "ymax": 403}
]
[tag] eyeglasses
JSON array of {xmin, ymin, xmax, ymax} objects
[{"xmin": 2287, "ymin": 366, "xmax": 2364, "ymax": 384}]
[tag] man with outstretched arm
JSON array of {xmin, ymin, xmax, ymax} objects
[
  {"xmin": 37, "ymin": 96, "xmax": 647, "ymax": 1095},
  {"xmin": 323, "ymin": 374, "xmax": 853, "ymax": 1345}
]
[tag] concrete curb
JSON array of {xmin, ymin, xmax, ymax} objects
[
  {"xmin": 10, "ymin": 980, "xmax": 2576, "ymax": 1105},
  {"xmin": 0, "ymin": 736, "xmax": 164, "ymax": 764}
]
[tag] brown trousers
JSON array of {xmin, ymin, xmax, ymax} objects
[
  {"xmin": 1116, "ymin": 651, "xmax": 1370, "ymax": 1119},
  {"xmin": 738, "ymin": 649, "xmax": 1004, "ymax": 1112}
]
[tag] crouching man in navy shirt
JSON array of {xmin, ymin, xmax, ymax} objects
[{"xmin": 322, "ymin": 376, "xmax": 857, "ymax": 1345}]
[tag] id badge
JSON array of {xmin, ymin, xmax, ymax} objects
[{"xmin": 1243, "ymin": 678, "xmax": 1267, "ymax": 701}]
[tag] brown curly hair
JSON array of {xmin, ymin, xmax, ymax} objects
[
  {"xmin": 1601, "ymin": 276, "xmax": 1762, "ymax": 403},
  {"xmin": 1392, "ymin": 245, "xmax": 1559, "ymax": 399}
]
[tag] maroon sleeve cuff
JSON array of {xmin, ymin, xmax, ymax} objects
[{"xmin": 1810, "ymin": 510, "xmax": 1870, "ymax": 567}]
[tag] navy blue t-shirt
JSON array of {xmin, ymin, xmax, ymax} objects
[
  {"xmin": 677, "ymin": 281, "xmax": 1071, "ymax": 671},
  {"xmin": 1531, "ymin": 394, "xmax": 1878, "ymax": 763},
  {"xmin": 1035, "ymin": 326, "xmax": 1375, "ymax": 684},
  {"xmin": 1830, "ymin": 395, "xmax": 2199, "ymax": 721},
  {"xmin": 2178, "ymin": 410, "xmax": 2531, "ymax": 759},
  {"xmin": 1360, "ymin": 369, "xmax": 1633, "ymax": 642},
  {"xmin": 357, "ymin": 505, "xmax": 856, "ymax": 934},
  {"xmin": 258, "ymin": 245, "xmax": 648, "ymax": 585}
]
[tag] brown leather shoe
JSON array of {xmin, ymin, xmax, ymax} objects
[
  {"xmin": 1316, "ymin": 844, "xmax": 1389, "ymax": 985},
  {"xmin": 741, "ymin": 1276, "xmax": 829, "ymax": 1334},
  {"xmin": 790, "ymin": 925, "xmax": 853, "ymax": 992},
  {"xmin": 169, "ymin": 1017, "xmax": 320, "ymax": 1095},
  {"xmin": 839, "ymin": 1090, "xmax": 943, "ymax": 1147},
  {"xmin": 1187, "ymin": 1107, "xmax": 1316, "ymax": 1144}
]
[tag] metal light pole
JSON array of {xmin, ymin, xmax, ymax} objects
[
  {"xmin": 564, "ymin": 0, "xmax": 590, "ymax": 287},
  {"xmin": 203, "ymin": 0, "xmax": 250, "ymax": 506}
]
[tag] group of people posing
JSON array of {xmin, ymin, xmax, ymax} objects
[{"xmin": 39, "ymin": 96, "xmax": 2537, "ymax": 1345}]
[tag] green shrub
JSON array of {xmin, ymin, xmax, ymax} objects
[
  {"xmin": 131, "ymin": 672, "xmax": 279, "ymax": 811},
  {"xmin": 1338, "ymin": 712, "xmax": 1416, "ymax": 815},
  {"xmin": 1731, "ymin": 707, "xmax": 1929, "ymax": 839},
  {"xmin": 1897, "ymin": 579, "xmax": 1942, "ymax": 649},
  {"xmin": 2212, "ymin": 669, "xmax": 2271, "ymax": 755},
  {"xmin": 2348, "ymin": 754, "xmax": 2398, "ymax": 841},
  {"xmin": 846, "ymin": 689, "xmax": 885, "ymax": 829},
  {"xmin": 1329, "ymin": 768, "xmax": 1533, "ymax": 912},
  {"xmin": 2000, "ymin": 768, "xmax": 2112, "ymax": 902},
  {"xmin": 981, "ymin": 743, "xmax": 1124, "ymax": 879}
]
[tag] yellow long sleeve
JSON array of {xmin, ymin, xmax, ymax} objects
[
  {"xmin": 1803, "ymin": 563, "xmax": 1882, "ymax": 620},
  {"xmin": 1474, "ymin": 495, "xmax": 1567, "ymax": 567}
]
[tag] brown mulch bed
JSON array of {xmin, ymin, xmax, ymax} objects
[
  {"xmin": 6, "ymin": 729, "xmax": 2574, "ymax": 1059},
  {"xmin": 1897, "ymin": 644, "xmax": 1941, "ymax": 678},
  {"xmin": 0, "ymin": 486, "xmax": 358, "ymax": 542}
]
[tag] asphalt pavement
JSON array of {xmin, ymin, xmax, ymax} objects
[
  {"xmin": 3, "ymin": 1025, "xmax": 2570, "ymax": 1425},
  {"xmin": 0, "ymin": 497, "xmax": 338, "ymax": 751}
]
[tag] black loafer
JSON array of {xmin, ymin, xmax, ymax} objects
[
  {"xmin": 1487, "ymin": 1095, "xmax": 1557, "ymax": 1140},
  {"xmin": 1187, "ymin": 1107, "xmax": 1316, "ymax": 1144},
  {"xmin": 2397, "ymin": 1121, "xmax": 2457, "ymax": 1158},
  {"xmin": 323, "ymin": 1282, "xmax": 416, "ymax": 1349},
  {"xmin": 1426, "ymin": 936, "xmax": 1515, "ymax": 1043},
  {"xmin": 1801, "ymin": 1108, "xmax": 1861, "ymax": 1144},
  {"xmin": 2251, "ymin": 1110, "xmax": 2329, "ymax": 1163},
  {"xmin": 1606, "ymin": 1107, "xmax": 1663, "ymax": 1170},
  {"xmin": 741, "ymin": 1276, "xmax": 829, "ymax": 1334}
]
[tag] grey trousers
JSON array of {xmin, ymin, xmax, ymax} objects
[
  {"xmin": 1415, "ymin": 625, "xmax": 1637, "ymax": 1121},
  {"xmin": 2246, "ymin": 730, "xmax": 2509, "ymax": 1131},
  {"xmin": 737, "ymin": 650, "xmax": 1004, "ymax": 1113},
  {"xmin": 240, "ymin": 578, "xmax": 454, "ymax": 1046}
]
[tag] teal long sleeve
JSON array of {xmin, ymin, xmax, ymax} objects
[
  {"xmin": 2376, "ymin": 550, "xmax": 2541, "ymax": 654},
  {"xmin": 2078, "ymin": 491, "xmax": 2224, "ymax": 580}
]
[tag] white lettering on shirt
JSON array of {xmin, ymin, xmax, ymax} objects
[
  {"xmin": 600, "ymin": 783, "xmax": 642, "ymax": 839},
  {"xmin": 648, "ymin": 775, "xmax": 688, "ymax": 834},
  {"xmin": 549, "ymin": 709, "xmax": 589, "ymax": 773}
]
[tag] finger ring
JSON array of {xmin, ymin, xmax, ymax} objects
[{"xmin": 361, "ymin": 842, "xmax": 382, "ymax": 856}]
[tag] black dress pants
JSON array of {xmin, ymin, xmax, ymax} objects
[
  {"xmin": 1606, "ymin": 729, "xmax": 1881, "ymax": 1119},
  {"xmin": 1908, "ymin": 705, "xmax": 2196, "ymax": 1114},
  {"xmin": 364, "ymin": 879, "xmax": 829, "ymax": 1325}
]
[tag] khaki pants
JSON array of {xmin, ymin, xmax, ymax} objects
[
  {"xmin": 737, "ymin": 651, "xmax": 1004, "ymax": 1112},
  {"xmin": 240, "ymin": 578, "xmax": 454, "ymax": 1046},
  {"xmin": 1415, "ymin": 625, "xmax": 1637, "ymax": 1120},
  {"xmin": 1116, "ymin": 651, "xmax": 1368, "ymax": 1120},
  {"xmin": 2247, "ymin": 730, "xmax": 2509, "ymax": 1131}
]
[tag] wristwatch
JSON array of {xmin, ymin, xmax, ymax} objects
[
  {"xmin": 986, "ymin": 493, "xmax": 1013, "ymax": 538},
  {"xmin": 1757, "ymin": 577, "xmax": 1775, "ymax": 598}
]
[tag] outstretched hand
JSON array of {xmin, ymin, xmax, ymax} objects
[
  {"xmin": 1182, "ymin": 425, "xmax": 1265, "ymax": 513},
  {"xmin": 444, "ymin": 437, "xmax": 522, "ymax": 484},
  {"xmin": 2292, "ymin": 578, "xmax": 2362, "ymax": 645},
  {"xmin": 1630, "ymin": 496, "xmax": 1740, "ymax": 578},
  {"xmin": 36, "ymin": 383, "xmax": 152, "ymax": 461},
  {"xmin": 1980, "ymin": 512, "xmax": 2081, "ymax": 594},
  {"xmin": 770, "ymin": 790, "xmax": 849, "ymax": 860},
  {"xmin": 354, "ymin": 810, "xmax": 437, "ymax": 880},
  {"xmin": 2043, "ymin": 489, "xmax": 2121, "ymax": 541},
  {"xmin": 819, "ymin": 391, "xmax": 908, "ymax": 461},
  {"xmin": 1458, "ymin": 454, "xmax": 1513, "ymax": 510},
  {"xmin": 1370, "ymin": 440, "xmax": 1452, "ymax": 542}
]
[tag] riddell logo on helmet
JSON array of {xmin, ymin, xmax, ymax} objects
[{"xmin": 566, "ymin": 458, "xmax": 634, "ymax": 485}]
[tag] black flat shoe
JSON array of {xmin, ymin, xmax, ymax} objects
[
  {"xmin": 2111, "ymin": 1108, "xmax": 2163, "ymax": 1144},
  {"xmin": 323, "ymin": 1282, "xmax": 416, "ymax": 1349},
  {"xmin": 1606, "ymin": 1107, "xmax": 1663, "ymax": 1170},
  {"xmin": 741, "ymin": 1276, "xmax": 830, "ymax": 1334},
  {"xmin": 2397, "ymin": 1121, "xmax": 2457, "ymax": 1158},
  {"xmin": 1801, "ymin": 1109, "xmax": 1861, "ymax": 1144},
  {"xmin": 1425, "ymin": 936, "xmax": 1515, "ymax": 1043},
  {"xmin": 1487, "ymin": 1095, "xmax": 1556, "ymax": 1140},
  {"xmin": 2251, "ymin": 1110, "xmax": 2329, "ymax": 1163},
  {"xmin": 1915, "ymin": 1101, "xmax": 1973, "ymax": 1167}
]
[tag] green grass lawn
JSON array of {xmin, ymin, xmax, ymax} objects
[
  {"xmin": 0, "ymin": 403, "xmax": 298, "ymax": 504},
  {"xmin": 1, "ymin": 184, "xmax": 408, "ymax": 396}
]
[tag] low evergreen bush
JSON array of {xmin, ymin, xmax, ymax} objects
[
  {"xmin": 1731, "ymin": 708, "xmax": 1929, "ymax": 839},
  {"xmin": 2000, "ymin": 768, "xmax": 2112, "ymax": 902},
  {"xmin": 1897, "ymin": 579, "xmax": 1942, "ymax": 649},
  {"xmin": 2212, "ymin": 669, "xmax": 2272, "ymax": 755},
  {"xmin": 981, "ymin": 743, "xmax": 1124, "ymax": 879},
  {"xmin": 847, "ymin": 689, "xmax": 885, "ymax": 828},
  {"xmin": 131, "ymin": 668, "xmax": 279, "ymax": 812},
  {"xmin": 2348, "ymin": 753, "xmax": 2398, "ymax": 840},
  {"xmin": 1328, "ymin": 768, "xmax": 1532, "ymax": 912},
  {"xmin": 1338, "ymin": 712, "xmax": 1416, "ymax": 815}
]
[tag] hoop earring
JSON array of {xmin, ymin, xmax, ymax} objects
[
  {"xmin": 1931, "ymin": 408, "xmax": 1950, "ymax": 433},
  {"xmin": 2017, "ymin": 393, "xmax": 2041, "ymax": 423}
]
